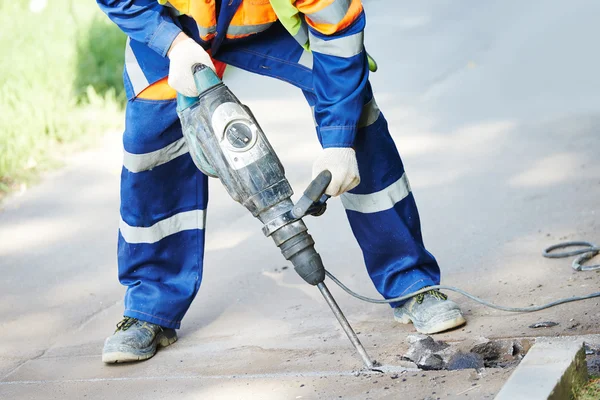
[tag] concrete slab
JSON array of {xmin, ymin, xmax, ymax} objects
[
  {"xmin": 0, "ymin": 357, "xmax": 25, "ymax": 381},
  {"xmin": 495, "ymin": 338, "xmax": 587, "ymax": 400},
  {"xmin": 0, "ymin": 368, "xmax": 512, "ymax": 400},
  {"xmin": 1, "ymin": 0, "xmax": 600, "ymax": 398}
]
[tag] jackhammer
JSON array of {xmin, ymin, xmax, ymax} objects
[
  {"xmin": 175, "ymin": 64, "xmax": 600, "ymax": 373},
  {"xmin": 177, "ymin": 64, "xmax": 375, "ymax": 370}
]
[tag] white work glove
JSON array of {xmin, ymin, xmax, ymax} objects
[
  {"xmin": 167, "ymin": 37, "xmax": 216, "ymax": 97},
  {"xmin": 312, "ymin": 148, "xmax": 360, "ymax": 197}
]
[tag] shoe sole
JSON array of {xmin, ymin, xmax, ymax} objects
[
  {"xmin": 102, "ymin": 332, "xmax": 178, "ymax": 364},
  {"xmin": 394, "ymin": 311, "xmax": 466, "ymax": 335}
]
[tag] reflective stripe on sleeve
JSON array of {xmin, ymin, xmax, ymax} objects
[
  {"xmin": 309, "ymin": 30, "xmax": 364, "ymax": 58},
  {"xmin": 298, "ymin": 50, "xmax": 313, "ymax": 69},
  {"xmin": 341, "ymin": 173, "xmax": 412, "ymax": 214},
  {"xmin": 120, "ymin": 209, "xmax": 206, "ymax": 244},
  {"xmin": 226, "ymin": 22, "xmax": 274, "ymax": 37},
  {"xmin": 310, "ymin": 98, "xmax": 380, "ymax": 128},
  {"xmin": 358, "ymin": 98, "xmax": 380, "ymax": 128},
  {"xmin": 123, "ymin": 137, "xmax": 189, "ymax": 173},
  {"xmin": 294, "ymin": 22, "xmax": 309, "ymax": 47},
  {"xmin": 305, "ymin": 0, "xmax": 351, "ymax": 25},
  {"xmin": 125, "ymin": 38, "xmax": 149, "ymax": 97},
  {"xmin": 198, "ymin": 24, "xmax": 217, "ymax": 39}
]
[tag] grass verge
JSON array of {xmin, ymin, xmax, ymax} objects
[
  {"xmin": 0, "ymin": 0, "xmax": 126, "ymax": 200},
  {"xmin": 576, "ymin": 377, "xmax": 600, "ymax": 400}
]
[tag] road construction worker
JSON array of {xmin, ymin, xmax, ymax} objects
[{"xmin": 97, "ymin": 0, "xmax": 466, "ymax": 363}]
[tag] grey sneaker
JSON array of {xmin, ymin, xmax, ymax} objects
[
  {"xmin": 102, "ymin": 317, "xmax": 177, "ymax": 363},
  {"xmin": 394, "ymin": 290, "xmax": 466, "ymax": 334}
]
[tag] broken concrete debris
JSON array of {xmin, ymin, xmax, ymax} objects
[
  {"xmin": 470, "ymin": 339, "xmax": 529, "ymax": 368},
  {"xmin": 402, "ymin": 335, "xmax": 529, "ymax": 371},
  {"xmin": 585, "ymin": 344, "xmax": 596, "ymax": 355},
  {"xmin": 447, "ymin": 352, "xmax": 484, "ymax": 370},
  {"xmin": 585, "ymin": 343, "xmax": 600, "ymax": 376},
  {"xmin": 418, "ymin": 354, "xmax": 445, "ymax": 371},
  {"xmin": 528, "ymin": 321, "xmax": 559, "ymax": 328},
  {"xmin": 401, "ymin": 335, "xmax": 450, "ymax": 370}
]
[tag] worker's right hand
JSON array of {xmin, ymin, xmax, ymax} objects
[
  {"xmin": 167, "ymin": 33, "xmax": 216, "ymax": 97},
  {"xmin": 312, "ymin": 148, "xmax": 360, "ymax": 197}
]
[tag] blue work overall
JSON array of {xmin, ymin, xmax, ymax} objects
[{"xmin": 117, "ymin": 20, "xmax": 440, "ymax": 329}]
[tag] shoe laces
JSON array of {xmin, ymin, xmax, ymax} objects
[
  {"xmin": 115, "ymin": 317, "xmax": 138, "ymax": 332},
  {"xmin": 415, "ymin": 289, "xmax": 448, "ymax": 304}
]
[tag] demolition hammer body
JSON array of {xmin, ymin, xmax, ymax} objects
[{"xmin": 176, "ymin": 64, "xmax": 374, "ymax": 369}]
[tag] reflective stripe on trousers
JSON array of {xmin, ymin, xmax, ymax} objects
[
  {"xmin": 118, "ymin": 29, "xmax": 441, "ymax": 327},
  {"xmin": 309, "ymin": 30, "xmax": 364, "ymax": 58},
  {"xmin": 119, "ymin": 98, "xmax": 207, "ymax": 329},
  {"xmin": 125, "ymin": 38, "xmax": 149, "ymax": 98}
]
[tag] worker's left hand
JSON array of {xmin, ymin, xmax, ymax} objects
[{"xmin": 312, "ymin": 148, "xmax": 360, "ymax": 197}]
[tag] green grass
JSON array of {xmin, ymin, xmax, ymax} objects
[
  {"xmin": 0, "ymin": 0, "xmax": 126, "ymax": 197},
  {"xmin": 575, "ymin": 376, "xmax": 600, "ymax": 400}
]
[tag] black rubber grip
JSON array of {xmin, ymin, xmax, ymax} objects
[{"xmin": 305, "ymin": 170, "xmax": 332, "ymax": 202}]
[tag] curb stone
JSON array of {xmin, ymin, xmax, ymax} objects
[{"xmin": 495, "ymin": 338, "xmax": 587, "ymax": 400}]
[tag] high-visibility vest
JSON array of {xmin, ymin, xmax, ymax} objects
[
  {"xmin": 158, "ymin": 0, "xmax": 377, "ymax": 71},
  {"xmin": 269, "ymin": 0, "xmax": 377, "ymax": 71},
  {"xmin": 158, "ymin": 0, "xmax": 278, "ymax": 42}
]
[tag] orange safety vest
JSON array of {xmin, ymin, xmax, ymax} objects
[
  {"xmin": 160, "ymin": 0, "xmax": 278, "ymax": 42},
  {"xmin": 141, "ymin": 0, "xmax": 372, "ymax": 100}
]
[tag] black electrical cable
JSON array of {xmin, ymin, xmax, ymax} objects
[{"xmin": 325, "ymin": 241, "xmax": 600, "ymax": 312}]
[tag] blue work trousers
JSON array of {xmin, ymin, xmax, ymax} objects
[{"xmin": 118, "ymin": 25, "xmax": 440, "ymax": 329}]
